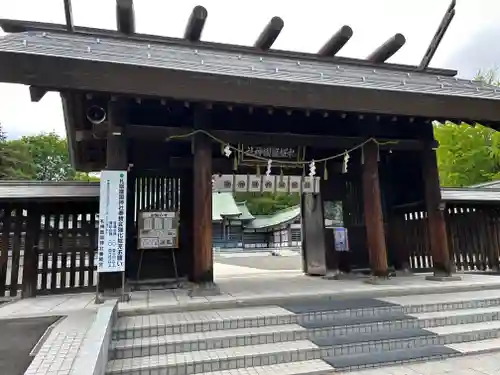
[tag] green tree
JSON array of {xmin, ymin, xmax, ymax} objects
[
  {"xmin": 234, "ymin": 192, "xmax": 300, "ymax": 215},
  {"xmin": 434, "ymin": 121, "xmax": 500, "ymax": 187},
  {"xmin": 0, "ymin": 124, "xmax": 36, "ymax": 179},
  {"xmin": 475, "ymin": 67, "xmax": 500, "ymax": 85},
  {"xmin": 434, "ymin": 68, "xmax": 500, "ymax": 187},
  {"xmin": 74, "ymin": 171, "xmax": 100, "ymax": 182},
  {"xmin": 20, "ymin": 132, "xmax": 76, "ymax": 181}
]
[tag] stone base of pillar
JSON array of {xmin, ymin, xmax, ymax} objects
[
  {"xmin": 425, "ymin": 274, "xmax": 462, "ymax": 282},
  {"xmin": 188, "ymin": 282, "xmax": 221, "ymax": 297},
  {"xmin": 323, "ymin": 271, "xmax": 363, "ymax": 280},
  {"xmin": 363, "ymin": 276, "xmax": 391, "ymax": 285},
  {"xmin": 95, "ymin": 291, "xmax": 131, "ymax": 304},
  {"xmin": 322, "ymin": 270, "xmax": 340, "ymax": 280},
  {"xmin": 393, "ymin": 269, "xmax": 413, "ymax": 277}
]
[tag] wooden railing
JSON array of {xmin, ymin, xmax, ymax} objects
[
  {"xmin": 0, "ymin": 201, "xmax": 99, "ymax": 298},
  {"xmin": 389, "ymin": 204, "xmax": 500, "ymax": 272}
]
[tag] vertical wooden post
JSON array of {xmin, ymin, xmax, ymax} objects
[
  {"xmin": 192, "ymin": 105, "xmax": 213, "ymax": 283},
  {"xmin": 361, "ymin": 140, "xmax": 389, "ymax": 276},
  {"xmin": 0, "ymin": 204, "xmax": 12, "ymax": 296},
  {"xmin": 422, "ymin": 145, "xmax": 453, "ymax": 277},
  {"xmin": 180, "ymin": 170, "xmax": 195, "ymax": 280},
  {"xmin": 22, "ymin": 205, "xmax": 40, "ymax": 298},
  {"xmin": 99, "ymin": 98, "xmax": 128, "ymax": 292}
]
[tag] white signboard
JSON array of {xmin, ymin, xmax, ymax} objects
[
  {"xmin": 97, "ymin": 170, "xmax": 127, "ymax": 273},
  {"xmin": 334, "ymin": 227, "xmax": 349, "ymax": 252},
  {"xmin": 138, "ymin": 211, "xmax": 178, "ymax": 249}
]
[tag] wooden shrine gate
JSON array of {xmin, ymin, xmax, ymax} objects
[{"xmin": 2, "ymin": 0, "xmax": 500, "ymax": 291}]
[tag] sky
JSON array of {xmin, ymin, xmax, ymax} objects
[{"xmin": 0, "ymin": 0, "xmax": 499, "ymax": 140}]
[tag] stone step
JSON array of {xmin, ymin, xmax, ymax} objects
[
  {"xmin": 323, "ymin": 344, "xmax": 461, "ymax": 371},
  {"xmin": 110, "ymin": 317, "xmax": 500, "ymax": 360},
  {"xmin": 113, "ymin": 294, "xmax": 500, "ymax": 340},
  {"xmin": 113, "ymin": 306, "xmax": 296, "ymax": 339},
  {"xmin": 106, "ymin": 332, "xmax": 500, "ymax": 375},
  {"xmin": 303, "ymin": 305, "xmax": 500, "ymax": 335},
  {"xmin": 107, "ymin": 291, "xmax": 500, "ymax": 374},
  {"xmin": 106, "ymin": 340, "xmax": 323, "ymax": 375},
  {"xmin": 193, "ymin": 360, "xmax": 334, "ymax": 375}
]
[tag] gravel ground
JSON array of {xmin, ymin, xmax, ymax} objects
[{"xmin": 214, "ymin": 254, "xmax": 303, "ymax": 271}]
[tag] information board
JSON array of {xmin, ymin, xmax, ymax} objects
[
  {"xmin": 333, "ymin": 227, "xmax": 349, "ymax": 252},
  {"xmin": 138, "ymin": 211, "xmax": 179, "ymax": 249},
  {"xmin": 97, "ymin": 170, "xmax": 127, "ymax": 273}
]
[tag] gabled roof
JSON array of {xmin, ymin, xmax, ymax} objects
[
  {"xmin": 0, "ymin": 180, "xmax": 99, "ymax": 201},
  {"xmin": 469, "ymin": 180, "xmax": 500, "ymax": 189},
  {"xmin": 235, "ymin": 201, "xmax": 255, "ymax": 221},
  {"xmin": 0, "ymin": 30, "xmax": 500, "ymax": 124},
  {"xmin": 441, "ymin": 187, "xmax": 500, "ymax": 203},
  {"xmin": 0, "ymin": 31, "xmax": 495, "ymax": 103},
  {"xmin": 212, "ymin": 192, "xmax": 241, "ymax": 221},
  {"xmin": 244, "ymin": 205, "xmax": 301, "ymax": 229}
]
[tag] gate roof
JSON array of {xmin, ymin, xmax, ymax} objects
[{"xmin": 0, "ymin": 28, "xmax": 499, "ymax": 124}]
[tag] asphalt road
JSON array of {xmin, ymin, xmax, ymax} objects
[
  {"xmin": 0, "ymin": 316, "xmax": 60, "ymax": 375},
  {"xmin": 215, "ymin": 254, "xmax": 303, "ymax": 271}
]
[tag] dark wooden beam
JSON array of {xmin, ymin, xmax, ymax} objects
[
  {"xmin": 254, "ymin": 17, "xmax": 284, "ymax": 51},
  {"xmin": 116, "ymin": 0, "xmax": 135, "ymax": 35},
  {"xmin": 121, "ymin": 125, "xmax": 434, "ymax": 150},
  {"xmin": 422, "ymin": 144, "xmax": 452, "ymax": 276},
  {"xmin": 21, "ymin": 205, "xmax": 40, "ymax": 297},
  {"xmin": 367, "ymin": 33, "xmax": 406, "ymax": 63},
  {"xmin": 192, "ymin": 106, "xmax": 213, "ymax": 283},
  {"xmin": 6, "ymin": 53, "xmax": 495, "ymax": 122},
  {"xmin": 318, "ymin": 25, "xmax": 353, "ymax": 57},
  {"xmin": 362, "ymin": 140, "xmax": 389, "ymax": 276},
  {"xmin": 29, "ymin": 86, "xmax": 48, "ymax": 102},
  {"xmin": 0, "ymin": 19, "xmax": 458, "ymax": 77},
  {"xmin": 419, "ymin": 0, "xmax": 456, "ymax": 70},
  {"xmin": 99, "ymin": 99, "xmax": 128, "ymax": 293},
  {"xmin": 63, "ymin": 0, "xmax": 74, "ymax": 32},
  {"xmin": 184, "ymin": 5, "xmax": 208, "ymax": 42}
]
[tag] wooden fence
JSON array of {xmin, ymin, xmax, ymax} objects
[
  {"xmin": 4, "ymin": 197, "xmax": 500, "ymax": 298},
  {"xmin": 389, "ymin": 204, "xmax": 500, "ymax": 272},
  {"xmin": 0, "ymin": 201, "xmax": 99, "ymax": 298}
]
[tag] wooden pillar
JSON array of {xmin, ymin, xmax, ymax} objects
[
  {"xmin": 361, "ymin": 140, "xmax": 389, "ymax": 276},
  {"xmin": 22, "ymin": 205, "xmax": 41, "ymax": 298},
  {"xmin": 180, "ymin": 171, "xmax": 195, "ymax": 280},
  {"xmin": 99, "ymin": 99, "xmax": 128, "ymax": 292},
  {"xmin": 192, "ymin": 106, "xmax": 213, "ymax": 283},
  {"xmin": 422, "ymin": 146, "xmax": 452, "ymax": 276}
]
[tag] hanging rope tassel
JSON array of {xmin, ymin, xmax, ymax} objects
[{"xmin": 323, "ymin": 162, "xmax": 328, "ymax": 180}]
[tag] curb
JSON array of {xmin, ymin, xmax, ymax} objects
[{"xmin": 70, "ymin": 301, "xmax": 118, "ymax": 375}]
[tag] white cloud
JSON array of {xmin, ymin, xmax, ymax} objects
[{"xmin": 0, "ymin": 0, "xmax": 498, "ymax": 139}]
